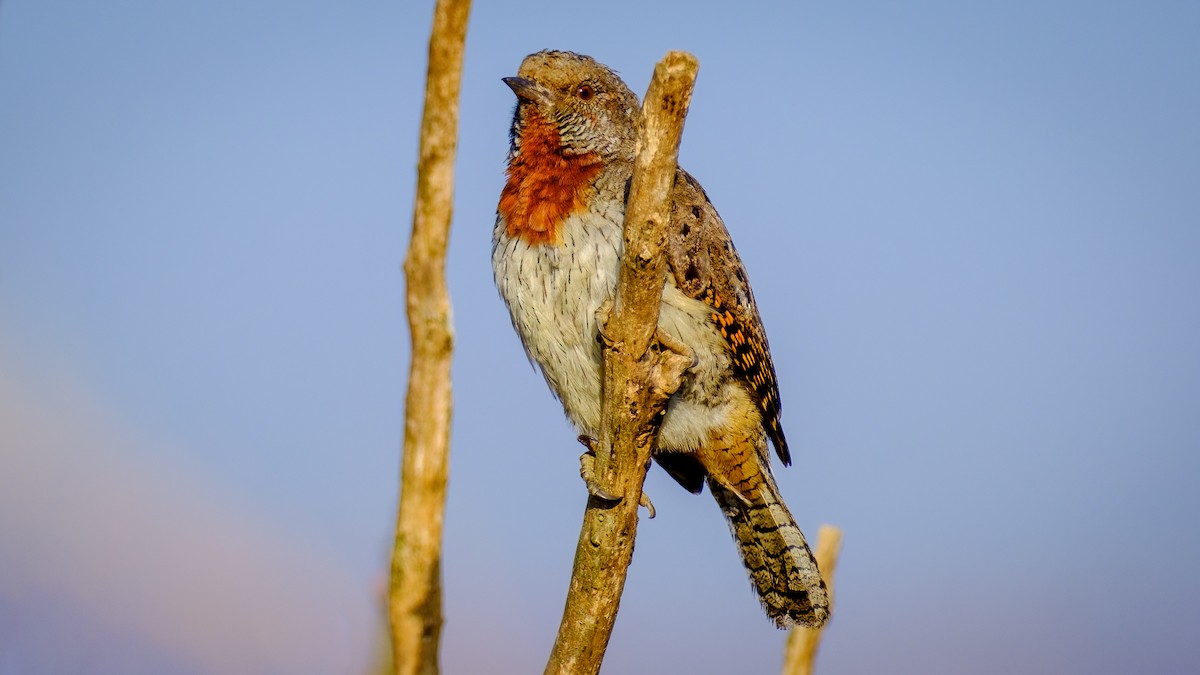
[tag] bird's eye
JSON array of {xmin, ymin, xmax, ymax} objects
[{"xmin": 576, "ymin": 84, "xmax": 594, "ymax": 100}]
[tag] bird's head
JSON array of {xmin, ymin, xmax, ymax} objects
[{"xmin": 504, "ymin": 50, "xmax": 641, "ymax": 162}]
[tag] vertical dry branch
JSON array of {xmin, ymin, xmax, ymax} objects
[
  {"xmin": 782, "ymin": 525, "xmax": 843, "ymax": 675},
  {"xmin": 543, "ymin": 52, "xmax": 700, "ymax": 675},
  {"xmin": 389, "ymin": 1, "xmax": 470, "ymax": 674}
]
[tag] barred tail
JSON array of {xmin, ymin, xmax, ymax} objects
[{"xmin": 709, "ymin": 469, "xmax": 830, "ymax": 629}]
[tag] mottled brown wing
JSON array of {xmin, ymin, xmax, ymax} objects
[{"xmin": 664, "ymin": 169, "xmax": 791, "ymax": 466}]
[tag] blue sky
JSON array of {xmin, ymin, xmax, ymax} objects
[{"xmin": 2, "ymin": 1, "xmax": 1198, "ymax": 673}]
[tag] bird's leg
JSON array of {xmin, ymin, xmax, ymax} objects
[{"xmin": 577, "ymin": 435, "xmax": 656, "ymax": 519}]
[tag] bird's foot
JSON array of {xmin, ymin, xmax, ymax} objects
[
  {"xmin": 653, "ymin": 328, "xmax": 699, "ymax": 369},
  {"xmin": 577, "ymin": 435, "xmax": 656, "ymax": 519}
]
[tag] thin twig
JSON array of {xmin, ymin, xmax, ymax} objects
[
  {"xmin": 388, "ymin": 1, "xmax": 471, "ymax": 674},
  {"xmin": 782, "ymin": 525, "xmax": 843, "ymax": 675},
  {"xmin": 543, "ymin": 51, "xmax": 700, "ymax": 675}
]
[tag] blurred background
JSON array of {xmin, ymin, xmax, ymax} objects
[{"xmin": 2, "ymin": 1, "xmax": 1198, "ymax": 673}]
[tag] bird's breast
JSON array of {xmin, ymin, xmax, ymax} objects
[{"xmin": 492, "ymin": 207, "xmax": 625, "ymax": 434}]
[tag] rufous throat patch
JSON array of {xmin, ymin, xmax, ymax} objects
[{"xmin": 498, "ymin": 108, "xmax": 602, "ymax": 246}]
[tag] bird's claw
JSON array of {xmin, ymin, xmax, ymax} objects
[{"xmin": 639, "ymin": 490, "xmax": 656, "ymax": 519}]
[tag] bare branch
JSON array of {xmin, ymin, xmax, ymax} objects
[
  {"xmin": 782, "ymin": 525, "xmax": 843, "ymax": 675},
  {"xmin": 389, "ymin": 1, "xmax": 471, "ymax": 673},
  {"xmin": 543, "ymin": 51, "xmax": 700, "ymax": 675}
]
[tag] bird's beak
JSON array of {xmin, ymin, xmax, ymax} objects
[{"xmin": 503, "ymin": 76, "xmax": 552, "ymax": 107}]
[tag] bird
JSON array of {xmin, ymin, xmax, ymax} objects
[{"xmin": 491, "ymin": 50, "xmax": 829, "ymax": 629}]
